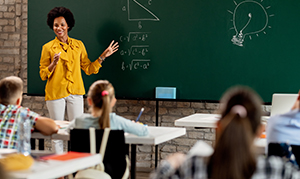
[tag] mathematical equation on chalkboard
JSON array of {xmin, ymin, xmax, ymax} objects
[
  {"xmin": 119, "ymin": 32, "xmax": 149, "ymax": 42},
  {"xmin": 121, "ymin": 59, "xmax": 150, "ymax": 71},
  {"xmin": 120, "ymin": 45, "xmax": 149, "ymax": 56},
  {"xmin": 120, "ymin": 0, "xmax": 159, "ymax": 71},
  {"xmin": 119, "ymin": 32, "xmax": 151, "ymax": 71}
]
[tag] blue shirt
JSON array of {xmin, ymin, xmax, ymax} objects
[
  {"xmin": 67, "ymin": 113, "xmax": 149, "ymax": 136},
  {"xmin": 267, "ymin": 109, "xmax": 300, "ymax": 146}
]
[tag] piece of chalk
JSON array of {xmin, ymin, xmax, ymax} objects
[{"xmin": 58, "ymin": 52, "xmax": 61, "ymax": 55}]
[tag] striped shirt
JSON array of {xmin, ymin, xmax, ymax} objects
[
  {"xmin": 151, "ymin": 155, "xmax": 300, "ymax": 179},
  {"xmin": 0, "ymin": 104, "xmax": 39, "ymax": 149}
]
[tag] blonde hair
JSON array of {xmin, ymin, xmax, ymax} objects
[
  {"xmin": 208, "ymin": 86, "xmax": 262, "ymax": 179},
  {"xmin": 88, "ymin": 80, "xmax": 114, "ymax": 129},
  {"xmin": 0, "ymin": 76, "xmax": 23, "ymax": 105}
]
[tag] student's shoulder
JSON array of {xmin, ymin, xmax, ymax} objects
[
  {"xmin": 76, "ymin": 113, "xmax": 97, "ymax": 123},
  {"xmin": 0, "ymin": 104, "xmax": 16, "ymax": 113},
  {"xmin": 73, "ymin": 113, "xmax": 99, "ymax": 129},
  {"xmin": 3, "ymin": 104, "xmax": 23, "ymax": 111},
  {"xmin": 0, "ymin": 105, "xmax": 38, "ymax": 117},
  {"xmin": 0, "ymin": 103, "xmax": 6, "ymax": 110},
  {"xmin": 19, "ymin": 106, "xmax": 40, "ymax": 118},
  {"xmin": 269, "ymin": 109, "xmax": 298, "ymax": 125},
  {"xmin": 109, "ymin": 112, "xmax": 116, "ymax": 118},
  {"xmin": 79, "ymin": 113, "xmax": 94, "ymax": 119}
]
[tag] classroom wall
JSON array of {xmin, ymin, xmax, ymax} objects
[{"xmin": 0, "ymin": 0, "xmax": 271, "ymax": 170}]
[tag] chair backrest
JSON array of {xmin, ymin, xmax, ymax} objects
[
  {"xmin": 268, "ymin": 143, "xmax": 300, "ymax": 167},
  {"xmin": 291, "ymin": 145, "xmax": 300, "ymax": 167},
  {"xmin": 271, "ymin": 94, "xmax": 298, "ymax": 116},
  {"xmin": 69, "ymin": 129, "xmax": 127, "ymax": 179}
]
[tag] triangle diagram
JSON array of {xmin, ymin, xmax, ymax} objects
[{"xmin": 128, "ymin": 0, "xmax": 160, "ymax": 21}]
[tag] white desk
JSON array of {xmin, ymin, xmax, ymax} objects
[
  {"xmin": 2, "ymin": 151, "xmax": 101, "ymax": 179},
  {"xmin": 31, "ymin": 126, "xmax": 186, "ymax": 179},
  {"xmin": 125, "ymin": 126, "xmax": 186, "ymax": 145},
  {"xmin": 175, "ymin": 113, "xmax": 267, "ymax": 154},
  {"xmin": 31, "ymin": 129, "xmax": 69, "ymax": 140},
  {"xmin": 175, "ymin": 113, "xmax": 270, "ymax": 128},
  {"xmin": 32, "ymin": 126, "xmax": 186, "ymax": 145},
  {"xmin": 175, "ymin": 113, "xmax": 220, "ymax": 128}
]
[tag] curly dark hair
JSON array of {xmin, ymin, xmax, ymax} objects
[{"xmin": 47, "ymin": 7, "xmax": 75, "ymax": 31}]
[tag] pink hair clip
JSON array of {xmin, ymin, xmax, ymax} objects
[
  {"xmin": 101, "ymin": 90, "xmax": 109, "ymax": 96},
  {"xmin": 230, "ymin": 105, "xmax": 247, "ymax": 118}
]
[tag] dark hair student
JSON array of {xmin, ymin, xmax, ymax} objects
[
  {"xmin": 208, "ymin": 86, "xmax": 262, "ymax": 178},
  {"xmin": 150, "ymin": 86, "xmax": 300, "ymax": 179},
  {"xmin": 67, "ymin": 80, "xmax": 149, "ymax": 136}
]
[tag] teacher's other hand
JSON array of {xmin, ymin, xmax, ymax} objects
[
  {"xmin": 48, "ymin": 52, "xmax": 61, "ymax": 72},
  {"xmin": 53, "ymin": 52, "xmax": 61, "ymax": 64}
]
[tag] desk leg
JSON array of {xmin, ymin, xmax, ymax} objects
[
  {"xmin": 67, "ymin": 140, "xmax": 71, "ymax": 151},
  {"xmin": 38, "ymin": 139, "xmax": 44, "ymax": 150},
  {"xmin": 31, "ymin": 139, "xmax": 35, "ymax": 150},
  {"xmin": 130, "ymin": 144, "xmax": 136, "ymax": 179},
  {"xmin": 31, "ymin": 139, "xmax": 45, "ymax": 150},
  {"xmin": 155, "ymin": 145, "xmax": 158, "ymax": 168}
]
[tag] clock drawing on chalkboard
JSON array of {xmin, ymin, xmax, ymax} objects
[{"xmin": 228, "ymin": 0, "xmax": 274, "ymax": 47}]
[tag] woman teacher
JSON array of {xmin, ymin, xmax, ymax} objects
[{"xmin": 39, "ymin": 7, "xmax": 118, "ymax": 153}]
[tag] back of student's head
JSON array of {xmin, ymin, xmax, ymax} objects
[
  {"xmin": 88, "ymin": 80, "xmax": 114, "ymax": 129},
  {"xmin": 0, "ymin": 76, "xmax": 23, "ymax": 106},
  {"xmin": 208, "ymin": 86, "xmax": 262, "ymax": 179}
]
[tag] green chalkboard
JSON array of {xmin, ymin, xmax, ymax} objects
[{"xmin": 28, "ymin": 0, "xmax": 300, "ymax": 102}]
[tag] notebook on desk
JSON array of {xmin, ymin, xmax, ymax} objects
[{"xmin": 270, "ymin": 93, "xmax": 298, "ymax": 116}]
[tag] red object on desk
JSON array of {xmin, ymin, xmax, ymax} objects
[{"xmin": 41, "ymin": 151, "xmax": 91, "ymax": 161}]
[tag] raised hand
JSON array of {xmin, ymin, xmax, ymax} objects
[{"xmin": 101, "ymin": 40, "xmax": 119, "ymax": 58}]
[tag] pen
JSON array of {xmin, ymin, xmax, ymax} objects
[{"xmin": 135, "ymin": 108, "xmax": 144, "ymax": 122}]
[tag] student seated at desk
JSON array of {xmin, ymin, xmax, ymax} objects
[
  {"xmin": 267, "ymin": 91, "xmax": 300, "ymax": 165},
  {"xmin": 0, "ymin": 76, "xmax": 58, "ymax": 149},
  {"xmin": 67, "ymin": 80, "xmax": 148, "ymax": 136},
  {"xmin": 151, "ymin": 86, "xmax": 300, "ymax": 179}
]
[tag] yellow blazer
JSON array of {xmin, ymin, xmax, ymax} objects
[{"xmin": 39, "ymin": 37, "xmax": 102, "ymax": 101}]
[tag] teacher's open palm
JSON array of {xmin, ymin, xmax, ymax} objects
[{"xmin": 102, "ymin": 40, "xmax": 119, "ymax": 58}]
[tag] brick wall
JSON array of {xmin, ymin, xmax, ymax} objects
[
  {"xmin": 0, "ymin": 0, "xmax": 271, "ymax": 170},
  {"xmin": 0, "ymin": 0, "xmax": 27, "ymax": 85}
]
